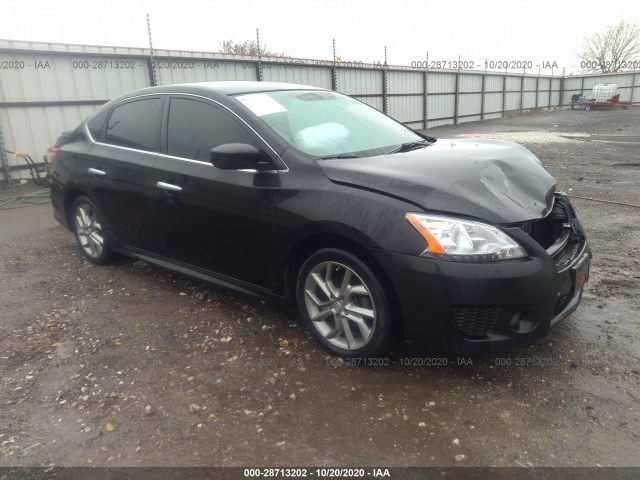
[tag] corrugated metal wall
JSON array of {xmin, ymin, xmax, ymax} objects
[
  {"xmin": 387, "ymin": 70, "xmax": 423, "ymax": 127},
  {"xmin": 457, "ymin": 74, "xmax": 482, "ymax": 124},
  {"xmin": 1, "ymin": 40, "xmax": 637, "ymax": 180}
]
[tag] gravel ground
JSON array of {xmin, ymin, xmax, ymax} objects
[{"xmin": 0, "ymin": 107, "xmax": 639, "ymax": 469}]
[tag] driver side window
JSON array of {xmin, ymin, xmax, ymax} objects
[{"xmin": 167, "ymin": 98, "xmax": 256, "ymax": 161}]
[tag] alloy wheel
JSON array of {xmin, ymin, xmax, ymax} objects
[
  {"xmin": 303, "ymin": 261, "xmax": 377, "ymax": 350},
  {"xmin": 74, "ymin": 204, "xmax": 104, "ymax": 259}
]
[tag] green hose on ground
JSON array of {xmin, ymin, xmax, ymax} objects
[{"xmin": 0, "ymin": 189, "xmax": 50, "ymax": 210}]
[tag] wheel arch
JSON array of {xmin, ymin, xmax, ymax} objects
[
  {"xmin": 284, "ymin": 231, "xmax": 404, "ymax": 340},
  {"xmin": 64, "ymin": 187, "xmax": 91, "ymax": 232}
]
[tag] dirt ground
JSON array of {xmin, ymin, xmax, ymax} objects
[{"xmin": 0, "ymin": 107, "xmax": 638, "ymax": 469}]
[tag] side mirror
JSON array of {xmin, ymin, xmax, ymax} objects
[{"xmin": 210, "ymin": 143, "xmax": 273, "ymax": 170}]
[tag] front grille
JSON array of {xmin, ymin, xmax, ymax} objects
[
  {"xmin": 518, "ymin": 195, "xmax": 569, "ymax": 250},
  {"xmin": 517, "ymin": 194, "xmax": 584, "ymax": 271},
  {"xmin": 451, "ymin": 306, "xmax": 500, "ymax": 339}
]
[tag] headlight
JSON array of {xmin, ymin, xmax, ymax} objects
[{"xmin": 405, "ymin": 213, "xmax": 527, "ymax": 261}]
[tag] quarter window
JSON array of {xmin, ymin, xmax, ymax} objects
[
  {"xmin": 87, "ymin": 108, "xmax": 111, "ymax": 142},
  {"xmin": 104, "ymin": 98, "xmax": 162, "ymax": 152},
  {"xmin": 167, "ymin": 98, "xmax": 255, "ymax": 161}
]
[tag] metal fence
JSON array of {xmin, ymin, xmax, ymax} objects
[{"xmin": 0, "ymin": 39, "xmax": 638, "ymax": 181}]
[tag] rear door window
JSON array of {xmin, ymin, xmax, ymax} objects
[
  {"xmin": 166, "ymin": 97, "xmax": 256, "ymax": 161},
  {"xmin": 104, "ymin": 98, "xmax": 163, "ymax": 152}
]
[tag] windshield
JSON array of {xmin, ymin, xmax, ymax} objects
[{"xmin": 234, "ymin": 90, "xmax": 425, "ymax": 158}]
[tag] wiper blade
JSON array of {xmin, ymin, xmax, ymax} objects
[
  {"xmin": 319, "ymin": 153, "xmax": 361, "ymax": 160},
  {"xmin": 387, "ymin": 140, "xmax": 431, "ymax": 154}
]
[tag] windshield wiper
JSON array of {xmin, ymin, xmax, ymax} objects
[
  {"xmin": 387, "ymin": 140, "xmax": 431, "ymax": 155},
  {"xmin": 319, "ymin": 153, "xmax": 361, "ymax": 160}
]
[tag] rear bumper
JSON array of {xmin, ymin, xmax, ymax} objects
[
  {"xmin": 368, "ymin": 235, "xmax": 589, "ymax": 355},
  {"xmin": 50, "ymin": 182, "xmax": 69, "ymax": 229}
]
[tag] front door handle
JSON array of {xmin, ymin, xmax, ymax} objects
[
  {"xmin": 88, "ymin": 168, "xmax": 106, "ymax": 176},
  {"xmin": 157, "ymin": 181, "xmax": 182, "ymax": 192}
]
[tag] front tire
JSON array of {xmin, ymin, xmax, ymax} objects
[
  {"xmin": 296, "ymin": 248, "xmax": 393, "ymax": 357},
  {"xmin": 71, "ymin": 196, "xmax": 113, "ymax": 265}
]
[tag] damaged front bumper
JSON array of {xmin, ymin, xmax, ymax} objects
[{"xmin": 368, "ymin": 193, "xmax": 590, "ymax": 354}]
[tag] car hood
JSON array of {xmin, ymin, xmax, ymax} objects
[{"xmin": 320, "ymin": 138, "xmax": 557, "ymax": 224}]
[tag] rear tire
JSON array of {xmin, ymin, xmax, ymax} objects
[
  {"xmin": 71, "ymin": 196, "xmax": 113, "ymax": 265},
  {"xmin": 296, "ymin": 248, "xmax": 392, "ymax": 357}
]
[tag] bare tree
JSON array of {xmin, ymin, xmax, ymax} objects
[
  {"xmin": 219, "ymin": 40, "xmax": 285, "ymax": 57},
  {"xmin": 579, "ymin": 21, "xmax": 640, "ymax": 73}
]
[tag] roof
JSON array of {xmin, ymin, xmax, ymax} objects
[
  {"xmin": 179, "ymin": 81, "xmax": 324, "ymax": 95},
  {"xmin": 89, "ymin": 81, "xmax": 328, "ymax": 122},
  {"xmin": 114, "ymin": 81, "xmax": 325, "ymax": 102}
]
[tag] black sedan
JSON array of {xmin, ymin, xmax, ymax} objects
[{"xmin": 49, "ymin": 81, "xmax": 590, "ymax": 357}]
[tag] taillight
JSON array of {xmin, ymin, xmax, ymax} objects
[{"xmin": 46, "ymin": 147, "xmax": 59, "ymax": 169}]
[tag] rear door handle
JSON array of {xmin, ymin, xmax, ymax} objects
[
  {"xmin": 157, "ymin": 181, "xmax": 182, "ymax": 192},
  {"xmin": 88, "ymin": 168, "xmax": 106, "ymax": 176}
]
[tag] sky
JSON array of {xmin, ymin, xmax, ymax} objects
[{"xmin": 3, "ymin": 0, "xmax": 639, "ymax": 74}]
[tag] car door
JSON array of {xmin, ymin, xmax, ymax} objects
[
  {"xmin": 84, "ymin": 96, "xmax": 163, "ymax": 250},
  {"xmin": 152, "ymin": 95, "xmax": 280, "ymax": 290}
]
